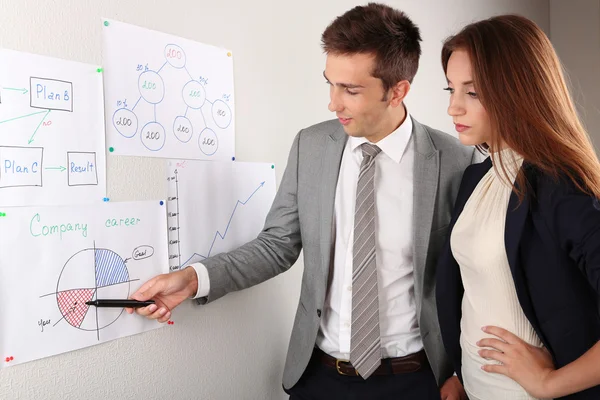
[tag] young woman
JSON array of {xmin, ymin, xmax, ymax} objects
[{"xmin": 436, "ymin": 15, "xmax": 600, "ymax": 400}]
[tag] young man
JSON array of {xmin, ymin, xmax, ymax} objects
[{"xmin": 130, "ymin": 4, "xmax": 473, "ymax": 399}]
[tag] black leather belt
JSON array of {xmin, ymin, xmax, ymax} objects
[{"xmin": 315, "ymin": 347, "xmax": 429, "ymax": 376}]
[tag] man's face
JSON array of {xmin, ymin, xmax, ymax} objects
[{"xmin": 324, "ymin": 53, "xmax": 396, "ymax": 143}]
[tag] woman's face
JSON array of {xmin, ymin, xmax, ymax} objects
[{"xmin": 445, "ymin": 49, "xmax": 492, "ymax": 147}]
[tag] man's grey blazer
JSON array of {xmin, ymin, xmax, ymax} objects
[{"xmin": 199, "ymin": 117, "xmax": 475, "ymax": 389}]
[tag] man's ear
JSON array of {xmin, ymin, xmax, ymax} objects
[{"xmin": 388, "ymin": 80, "xmax": 411, "ymax": 107}]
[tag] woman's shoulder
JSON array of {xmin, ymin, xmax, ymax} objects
[{"xmin": 524, "ymin": 163, "xmax": 595, "ymax": 208}]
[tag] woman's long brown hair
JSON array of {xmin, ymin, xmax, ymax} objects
[{"xmin": 442, "ymin": 14, "xmax": 600, "ymax": 201}]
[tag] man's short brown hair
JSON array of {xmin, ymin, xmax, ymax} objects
[{"xmin": 321, "ymin": 3, "xmax": 422, "ymax": 91}]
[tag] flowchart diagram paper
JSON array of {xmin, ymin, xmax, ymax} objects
[{"xmin": 0, "ymin": 49, "xmax": 106, "ymax": 206}]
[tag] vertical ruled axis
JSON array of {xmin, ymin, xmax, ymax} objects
[
  {"xmin": 167, "ymin": 169, "xmax": 181, "ymax": 271},
  {"xmin": 176, "ymin": 170, "xmax": 181, "ymax": 269}
]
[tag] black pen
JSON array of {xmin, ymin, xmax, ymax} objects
[{"xmin": 85, "ymin": 299, "xmax": 156, "ymax": 308}]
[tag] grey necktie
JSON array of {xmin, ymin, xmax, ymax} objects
[{"xmin": 350, "ymin": 143, "xmax": 382, "ymax": 379}]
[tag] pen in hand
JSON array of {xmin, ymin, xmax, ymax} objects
[{"xmin": 85, "ymin": 299, "xmax": 156, "ymax": 308}]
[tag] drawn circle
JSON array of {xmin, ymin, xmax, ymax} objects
[
  {"xmin": 199, "ymin": 128, "xmax": 219, "ymax": 156},
  {"xmin": 138, "ymin": 71, "xmax": 165, "ymax": 104},
  {"xmin": 211, "ymin": 100, "xmax": 232, "ymax": 129},
  {"xmin": 56, "ymin": 248, "xmax": 130, "ymax": 331},
  {"xmin": 141, "ymin": 122, "xmax": 166, "ymax": 151},
  {"xmin": 173, "ymin": 116, "xmax": 193, "ymax": 143},
  {"xmin": 182, "ymin": 81, "xmax": 206, "ymax": 109},
  {"xmin": 112, "ymin": 108, "xmax": 138, "ymax": 138},
  {"xmin": 164, "ymin": 44, "xmax": 186, "ymax": 69}
]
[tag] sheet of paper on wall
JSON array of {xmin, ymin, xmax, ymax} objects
[
  {"xmin": 102, "ymin": 19, "xmax": 235, "ymax": 160},
  {"xmin": 0, "ymin": 200, "xmax": 168, "ymax": 368},
  {"xmin": 0, "ymin": 49, "xmax": 106, "ymax": 207},
  {"xmin": 166, "ymin": 160, "xmax": 276, "ymax": 271}
]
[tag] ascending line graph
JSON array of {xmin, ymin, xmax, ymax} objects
[
  {"xmin": 166, "ymin": 160, "xmax": 277, "ymax": 272},
  {"xmin": 178, "ymin": 180, "xmax": 266, "ymax": 267}
]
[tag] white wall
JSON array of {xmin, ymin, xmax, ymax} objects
[
  {"xmin": 550, "ymin": 0, "xmax": 600, "ymax": 151},
  {"xmin": 0, "ymin": 1, "xmax": 548, "ymax": 399}
]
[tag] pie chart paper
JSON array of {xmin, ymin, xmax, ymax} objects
[{"xmin": 0, "ymin": 200, "xmax": 168, "ymax": 368}]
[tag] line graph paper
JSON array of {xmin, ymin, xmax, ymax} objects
[{"xmin": 166, "ymin": 160, "xmax": 276, "ymax": 271}]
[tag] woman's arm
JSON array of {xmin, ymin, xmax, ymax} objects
[
  {"xmin": 478, "ymin": 326, "xmax": 600, "ymax": 398},
  {"xmin": 540, "ymin": 176, "xmax": 600, "ymax": 293},
  {"xmin": 545, "ymin": 340, "xmax": 600, "ymax": 397}
]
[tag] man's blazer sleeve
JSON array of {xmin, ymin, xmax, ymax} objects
[{"xmin": 197, "ymin": 131, "xmax": 304, "ymax": 304}]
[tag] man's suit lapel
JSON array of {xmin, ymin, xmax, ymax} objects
[
  {"xmin": 319, "ymin": 126, "xmax": 347, "ymax": 289},
  {"xmin": 412, "ymin": 119, "xmax": 439, "ymax": 317}
]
